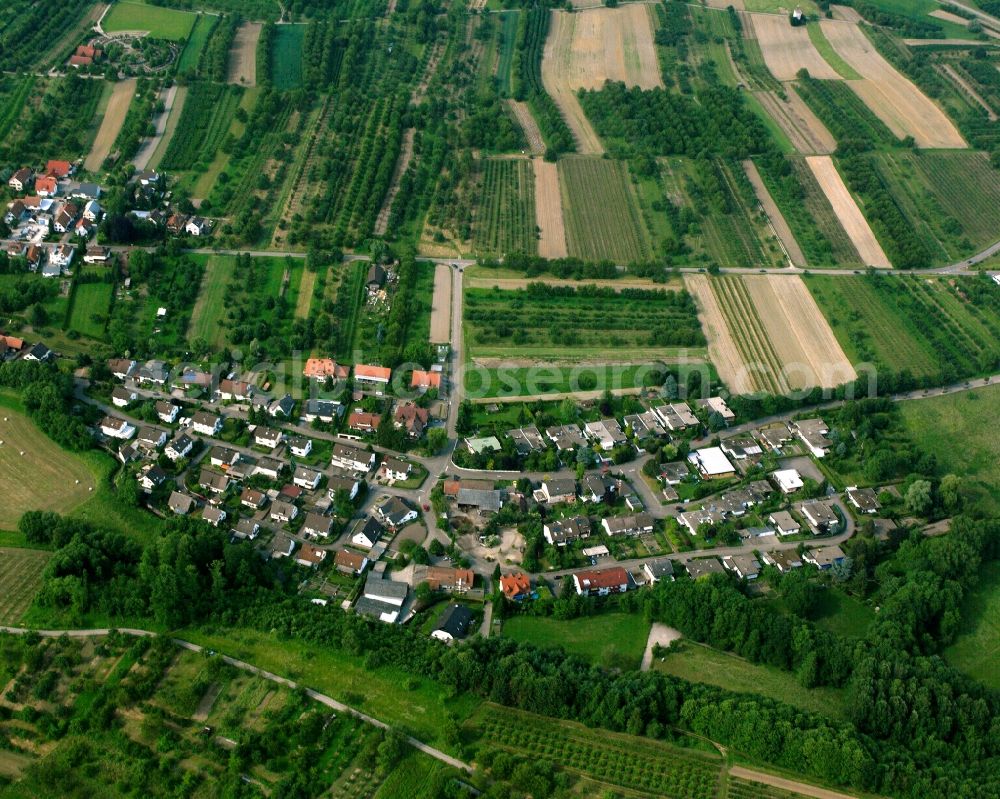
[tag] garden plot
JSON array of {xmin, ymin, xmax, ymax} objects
[
  {"xmin": 533, "ymin": 157, "xmax": 567, "ymax": 258},
  {"xmin": 749, "ymin": 13, "xmax": 841, "ymax": 81},
  {"xmin": 228, "ymin": 21, "xmax": 261, "ymax": 86},
  {"xmin": 805, "ymin": 155, "xmax": 890, "ymax": 268},
  {"xmin": 85, "ymin": 78, "xmax": 136, "ymax": 172},
  {"xmin": 820, "ymin": 20, "xmax": 967, "ymax": 148},
  {"xmin": 542, "ymin": 5, "xmax": 662, "ymax": 153}
]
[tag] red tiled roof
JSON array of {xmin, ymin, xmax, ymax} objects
[
  {"xmin": 411, "ymin": 370, "xmax": 441, "ymax": 389},
  {"xmin": 46, "ymin": 160, "xmax": 72, "ymax": 178},
  {"xmin": 355, "ymin": 364, "xmax": 391, "ymax": 382},
  {"xmin": 500, "ymin": 572, "xmax": 531, "ymax": 600},
  {"xmin": 303, "ymin": 357, "xmax": 348, "ymax": 379},
  {"xmin": 575, "ymin": 567, "xmax": 629, "ymax": 590},
  {"xmin": 34, "ymin": 176, "xmax": 57, "ymax": 194}
]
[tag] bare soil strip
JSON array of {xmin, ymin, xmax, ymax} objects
[
  {"xmin": 148, "ymin": 85, "xmax": 188, "ymax": 170},
  {"xmin": 542, "ymin": 6, "xmax": 663, "ymax": 154},
  {"xmin": 820, "ymin": 20, "xmax": 967, "ymax": 148},
  {"xmin": 685, "ymin": 274, "xmax": 759, "ymax": 395},
  {"xmin": 507, "ymin": 99, "xmax": 545, "ymax": 155},
  {"xmin": 533, "ymin": 157, "xmax": 568, "ymax": 258},
  {"xmin": 751, "ymin": 13, "xmax": 841, "ymax": 81},
  {"xmin": 705, "ymin": 0, "xmax": 744, "ymax": 8},
  {"xmin": 228, "ymin": 22, "xmax": 262, "ymax": 86},
  {"xmin": 929, "ymin": 8, "xmax": 971, "ymax": 26},
  {"xmin": 133, "ymin": 84, "xmax": 178, "ymax": 170},
  {"xmin": 430, "ymin": 263, "xmax": 452, "ymax": 344},
  {"xmin": 374, "ymin": 128, "xmax": 415, "ymax": 236},
  {"xmin": 295, "ymin": 268, "xmax": 316, "ymax": 319},
  {"xmin": 806, "ymin": 155, "xmax": 891, "ymax": 268},
  {"xmin": 641, "ymin": 623, "xmax": 682, "ymax": 671},
  {"xmin": 940, "ymin": 63, "xmax": 998, "ymax": 120},
  {"xmin": 729, "ymin": 766, "xmax": 861, "ymax": 799},
  {"xmin": 742, "ymin": 275, "xmax": 857, "ymax": 389},
  {"xmin": 756, "ymin": 88, "xmax": 836, "ymax": 154},
  {"xmin": 743, "ymin": 160, "xmax": 806, "ymax": 266},
  {"xmin": 905, "ymin": 38, "xmax": 999, "ymax": 46},
  {"xmin": 466, "ymin": 276, "xmax": 670, "ymax": 291},
  {"xmin": 85, "ymin": 78, "xmax": 137, "ymax": 172},
  {"xmin": 193, "ymin": 683, "xmax": 222, "ymax": 722}
]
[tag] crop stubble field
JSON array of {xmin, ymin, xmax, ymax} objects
[
  {"xmin": 533, "ymin": 157, "xmax": 567, "ymax": 258},
  {"xmin": 84, "ymin": 79, "xmax": 136, "ymax": 172},
  {"xmin": 228, "ymin": 21, "xmax": 262, "ymax": 86},
  {"xmin": 429, "ymin": 263, "xmax": 451, "ymax": 344},
  {"xmin": 749, "ymin": 13, "xmax": 841, "ymax": 81},
  {"xmin": 0, "ymin": 548, "xmax": 49, "ymax": 624}
]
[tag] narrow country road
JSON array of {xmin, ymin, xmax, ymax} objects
[{"xmin": 0, "ymin": 626, "xmax": 471, "ymax": 773}]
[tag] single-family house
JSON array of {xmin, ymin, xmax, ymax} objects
[
  {"xmin": 540, "ymin": 478, "xmax": 576, "ymax": 504},
  {"xmin": 654, "ymin": 402, "xmax": 699, "ymax": 431},
  {"xmin": 23, "ymin": 342, "xmax": 52, "ymax": 362},
  {"xmin": 643, "ymin": 559, "xmax": 675, "ymax": 584},
  {"xmin": 47, "ymin": 243, "xmax": 74, "ymax": 270},
  {"xmin": 100, "ymin": 415, "xmax": 136, "ymax": 440},
  {"xmin": 293, "ymin": 465, "xmax": 322, "ymax": 490},
  {"xmin": 240, "ymin": 488, "xmax": 267, "ymax": 509},
  {"xmin": 107, "ymin": 358, "xmax": 136, "ymax": 380},
  {"xmin": 424, "ymin": 566, "xmax": 476, "ymax": 593},
  {"xmin": 165, "ymin": 433, "xmax": 194, "ymax": 461},
  {"xmin": 136, "ymin": 426, "xmax": 167, "ymax": 451},
  {"xmin": 431, "ymin": 604, "xmax": 474, "ymax": 643},
  {"xmin": 185, "ymin": 217, "xmax": 210, "ymax": 236},
  {"xmin": 348, "ymin": 411, "xmax": 381, "ymax": 433},
  {"xmin": 769, "ymin": 511, "xmax": 801, "ymax": 537},
  {"xmin": 584, "ymin": 419, "xmax": 627, "ymax": 450},
  {"xmin": 772, "ymin": 468, "xmax": 804, "ymax": 494},
  {"xmin": 688, "ymin": 447, "xmax": 736, "ymax": 479},
  {"xmin": 394, "ymin": 403, "xmax": 429, "ymax": 437},
  {"xmin": 202, "ymin": 506, "xmax": 227, "ymax": 527},
  {"xmin": 545, "ymin": 424, "xmax": 587, "ymax": 451},
  {"xmin": 209, "ymin": 445, "xmax": 240, "ymax": 469},
  {"xmin": 354, "ymin": 364, "xmax": 391, "ymax": 393},
  {"xmin": 335, "ymin": 549, "xmax": 368, "ymax": 575},
  {"xmin": 623, "ymin": 409, "xmax": 668, "ymax": 440},
  {"xmin": 762, "ymin": 550, "xmax": 802, "ymax": 573},
  {"xmin": 793, "ymin": 418, "xmax": 832, "ymax": 458},
  {"xmin": 366, "ymin": 264, "xmax": 387, "ymax": 292},
  {"xmin": 465, "ymin": 436, "xmax": 501, "ymax": 455},
  {"xmin": 35, "ymin": 176, "xmax": 58, "ymax": 197},
  {"xmin": 71, "ymin": 182, "xmax": 100, "ymax": 201},
  {"xmin": 327, "ymin": 469, "xmax": 361, "ymax": 500},
  {"xmin": 137, "ymin": 463, "xmax": 167, "ymax": 491},
  {"xmin": 218, "ymin": 379, "xmax": 253, "ymax": 401},
  {"xmin": 331, "ymin": 443, "xmax": 376, "ymax": 473},
  {"xmin": 357, "ymin": 574, "xmax": 407, "ymax": 623},
  {"xmin": 270, "ymin": 501, "xmax": 299, "ymax": 524},
  {"xmin": 139, "ymin": 360, "xmax": 169, "ymax": 386},
  {"xmin": 303, "ymin": 358, "xmax": 349, "ymax": 380},
  {"xmin": 8, "ymin": 168, "xmax": 32, "ymax": 192},
  {"xmin": 303, "ymin": 398, "xmax": 343, "ymax": 423},
  {"xmin": 111, "ymin": 386, "xmax": 137, "ymax": 408},
  {"xmin": 377, "ymin": 496, "xmax": 418, "ymax": 528},
  {"xmin": 581, "ymin": 473, "xmax": 616, "ymax": 503},
  {"xmin": 678, "ymin": 508, "xmax": 726, "ymax": 536},
  {"xmin": 846, "ymin": 486, "xmax": 880, "ymax": 514},
  {"xmin": 543, "ymin": 516, "xmax": 591, "ymax": 546},
  {"xmin": 253, "ymin": 426, "xmax": 283, "ymax": 449},
  {"xmin": 381, "ymin": 457, "xmax": 411, "ymax": 481},
  {"xmin": 198, "ymin": 469, "xmax": 230, "ymax": 495},
  {"xmin": 720, "ymin": 435, "xmax": 763, "ymax": 461},
  {"xmin": 410, "ymin": 370, "xmax": 442, "ymax": 392},
  {"xmin": 573, "ymin": 567, "xmax": 630, "ymax": 596},
  {"xmin": 83, "ymin": 200, "xmax": 101, "ymax": 222},
  {"xmin": 254, "ymin": 457, "xmax": 283, "ymax": 480},
  {"xmin": 302, "ymin": 512, "xmax": 334, "ymax": 538},
  {"xmin": 685, "ymin": 558, "xmax": 726, "ymax": 579},
  {"xmin": 232, "ymin": 518, "xmax": 260, "ymax": 540},
  {"xmin": 803, "ymin": 544, "xmax": 846, "ymax": 570},
  {"xmin": 191, "ymin": 411, "xmax": 222, "ymax": 436},
  {"xmin": 351, "ymin": 517, "xmax": 386, "ymax": 549},
  {"xmin": 267, "ymin": 394, "xmax": 295, "ymax": 417},
  {"xmin": 659, "ymin": 462, "xmax": 690, "ymax": 485},
  {"xmin": 723, "ymin": 554, "xmax": 761, "ymax": 581},
  {"xmin": 799, "ymin": 499, "xmax": 839, "ymax": 534},
  {"xmin": 295, "ymin": 544, "xmax": 327, "ymax": 569},
  {"xmin": 269, "ymin": 534, "xmax": 296, "ymax": 559},
  {"xmin": 168, "ymin": 491, "xmax": 195, "ymax": 515},
  {"xmin": 506, "ymin": 426, "xmax": 546, "ymax": 454},
  {"xmin": 288, "ymin": 436, "xmax": 312, "ymax": 458},
  {"xmin": 83, "ymin": 245, "xmax": 111, "ymax": 264},
  {"xmin": 500, "ymin": 572, "xmax": 532, "ymax": 601},
  {"xmin": 602, "ymin": 513, "xmax": 655, "ymax": 537}
]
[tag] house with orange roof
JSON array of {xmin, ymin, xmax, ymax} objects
[
  {"xmin": 410, "ymin": 370, "xmax": 442, "ymax": 391},
  {"xmin": 354, "ymin": 364, "xmax": 391, "ymax": 394},
  {"xmin": 35, "ymin": 176, "xmax": 58, "ymax": 197},
  {"xmin": 46, "ymin": 160, "xmax": 73, "ymax": 178},
  {"xmin": 499, "ymin": 572, "xmax": 532, "ymax": 601},
  {"xmin": 303, "ymin": 357, "xmax": 349, "ymax": 379}
]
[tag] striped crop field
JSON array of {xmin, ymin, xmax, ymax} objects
[{"xmin": 474, "ymin": 158, "xmax": 537, "ymax": 256}]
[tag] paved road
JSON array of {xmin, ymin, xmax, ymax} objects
[{"xmin": 0, "ymin": 626, "xmax": 471, "ymax": 773}]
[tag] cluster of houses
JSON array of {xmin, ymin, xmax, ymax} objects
[{"xmin": 0, "ymin": 333, "xmax": 53, "ymax": 363}]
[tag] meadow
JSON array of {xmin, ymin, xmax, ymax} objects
[
  {"xmin": 559, "ymin": 156, "xmax": 650, "ymax": 263},
  {"xmin": 176, "ymin": 13, "xmax": 216, "ymax": 73},
  {"xmin": 102, "ymin": 1, "xmax": 196, "ymax": 40},
  {"xmin": 500, "ymin": 611, "xmax": 651, "ymax": 671},
  {"xmin": 67, "ymin": 277, "xmax": 114, "ymax": 340},
  {"xmin": 0, "ymin": 548, "xmax": 49, "ymax": 624},
  {"xmin": 945, "ymin": 561, "xmax": 1000, "ymax": 689},
  {"xmin": 188, "ymin": 254, "xmax": 237, "ymax": 348},
  {"xmin": 272, "ymin": 24, "xmax": 306, "ymax": 89},
  {"xmin": 474, "ymin": 158, "xmax": 537, "ymax": 256}
]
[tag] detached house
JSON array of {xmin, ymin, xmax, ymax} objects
[
  {"xmin": 303, "ymin": 358, "xmax": 349, "ymax": 380},
  {"xmin": 500, "ymin": 572, "xmax": 532, "ymax": 601},
  {"xmin": 218, "ymin": 379, "xmax": 253, "ymax": 402},
  {"xmin": 202, "ymin": 506, "xmax": 227, "ymax": 527},
  {"xmin": 351, "ymin": 517, "xmax": 386, "ymax": 549},
  {"xmin": 83, "ymin": 245, "xmax": 111, "ymax": 264},
  {"xmin": 253, "ymin": 426, "xmax": 283, "ymax": 449},
  {"xmin": 335, "ymin": 549, "xmax": 368, "ymax": 575},
  {"xmin": 293, "ymin": 465, "xmax": 322, "ymax": 490},
  {"xmin": 540, "ymin": 478, "xmax": 576, "ymax": 504},
  {"xmin": 8, "ymin": 168, "xmax": 32, "ymax": 192},
  {"xmin": 376, "ymin": 497, "xmax": 418, "ymax": 529},
  {"xmin": 394, "ymin": 403, "xmax": 429, "ymax": 437},
  {"xmin": 543, "ymin": 516, "xmax": 591, "ymax": 546},
  {"xmin": 331, "ymin": 443, "xmax": 376, "ymax": 473},
  {"xmin": 156, "ymin": 401, "xmax": 180, "ymax": 424},
  {"xmin": 573, "ymin": 567, "xmax": 630, "ymax": 596},
  {"xmin": 191, "ymin": 411, "xmax": 222, "ymax": 436},
  {"xmin": 288, "ymin": 436, "xmax": 312, "ymax": 458},
  {"xmin": 270, "ymin": 500, "xmax": 299, "ymax": 524},
  {"xmin": 302, "ymin": 512, "xmax": 334, "ymax": 538},
  {"xmin": 410, "ymin": 370, "xmax": 442, "ymax": 392},
  {"xmin": 111, "ymin": 386, "xmax": 137, "ymax": 408},
  {"xmin": 354, "ymin": 364, "xmax": 392, "ymax": 393},
  {"xmin": 198, "ymin": 469, "xmax": 230, "ymax": 495},
  {"xmin": 168, "ymin": 491, "xmax": 195, "ymax": 515},
  {"xmin": 185, "ymin": 217, "xmax": 211, "ymax": 236},
  {"xmin": 165, "ymin": 433, "xmax": 195, "ymax": 461},
  {"xmin": 100, "ymin": 416, "xmax": 136, "ymax": 440},
  {"xmin": 295, "ymin": 544, "xmax": 327, "ymax": 569}
]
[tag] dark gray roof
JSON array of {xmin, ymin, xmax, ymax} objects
[{"xmin": 434, "ymin": 604, "xmax": 474, "ymax": 640}]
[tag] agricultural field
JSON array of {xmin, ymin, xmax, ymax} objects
[
  {"xmin": 653, "ymin": 640, "xmax": 848, "ymax": 719},
  {"xmin": 84, "ymin": 78, "xmax": 136, "ymax": 173},
  {"xmin": 0, "ymin": 0, "xmax": 94, "ymax": 72},
  {"xmin": 0, "ymin": 408, "xmax": 94, "ymax": 529},
  {"xmin": 501, "ymin": 611, "xmax": 651, "ymax": 670},
  {"xmin": 271, "ymin": 24, "xmax": 306, "ymax": 89},
  {"xmin": 68, "ymin": 275, "xmax": 115, "ymax": 340},
  {"xmin": 685, "ymin": 274, "xmax": 855, "ymax": 395},
  {"xmin": 727, "ymin": 776, "xmax": 819, "ymax": 799},
  {"xmin": 102, "ymin": 1, "xmax": 196, "ymax": 40},
  {"xmin": 228, "ymin": 21, "xmax": 262, "ymax": 86},
  {"xmin": 945, "ymin": 560, "xmax": 1000, "ymax": 687},
  {"xmin": 788, "ymin": 158, "xmax": 865, "ymax": 266},
  {"xmin": 176, "ymin": 12, "xmax": 216, "ymax": 73},
  {"xmin": 753, "ymin": 87, "xmax": 836, "ymax": 155},
  {"xmin": 748, "ymin": 13, "xmax": 841, "ymax": 81},
  {"xmin": 465, "ymin": 362, "xmax": 676, "ymax": 399},
  {"xmin": 806, "ymin": 274, "xmax": 1000, "ymax": 384},
  {"xmin": 558, "ymin": 156, "xmax": 650, "ymax": 262},
  {"xmin": 473, "ymin": 158, "xmax": 537, "ymax": 256},
  {"xmin": 159, "ymin": 83, "xmax": 242, "ymax": 171},
  {"xmin": 463, "ymin": 283, "xmax": 706, "ymax": 360},
  {"xmin": 533, "ymin": 157, "xmax": 566, "ymax": 258},
  {"xmin": 0, "ymin": 549, "xmax": 49, "ymax": 625},
  {"xmin": 467, "ymin": 703, "xmax": 724, "ymax": 799}
]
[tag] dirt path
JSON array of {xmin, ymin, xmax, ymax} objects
[
  {"xmin": 640, "ymin": 623, "xmax": 682, "ymax": 671},
  {"xmin": 729, "ymin": 767, "xmax": 862, "ymax": 799},
  {"xmin": 466, "ymin": 276, "xmax": 669, "ymax": 291},
  {"xmin": 756, "ymin": 87, "xmax": 836, "ymax": 155},
  {"xmin": 533, "ymin": 157, "xmax": 567, "ymax": 258},
  {"xmin": 429, "ymin": 263, "xmax": 452, "ymax": 344},
  {"xmin": 939, "ymin": 63, "xmax": 998, "ymax": 120},
  {"xmin": 820, "ymin": 19, "xmax": 966, "ymax": 148},
  {"xmin": 374, "ymin": 128, "xmax": 415, "ymax": 236},
  {"xmin": 147, "ymin": 84, "xmax": 187, "ymax": 170},
  {"xmin": 192, "ymin": 683, "xmax": 222, "ymax": 722},
  {"xmin": 85, "ymin": 78, "xmax": 136, "ymax": 172},
  {"xmin": 295, "ymin": 268, "xmax": 316, "ymax": 319},
  {"xmin": 685, "ymin": 274, "xmax": 759, "ymax": 395},
  {"xmin": 228, "ymin": 22, "xmax": 261, "ymax": 86},
  {"xmin": 742, "ymin": 160, "xmax": 805, "ymax": 266},
  {"xmin": 507, "ymin": 100, "xmax": 544, "ymax": 155},
  {"xmin": 751, "ymin": 13, "xmax": 841, "ymax": 81},
  {"xmin": 805, "ymin": 155, "xmax": 891, "ymax": 268},
  {"xmin": 412, "ymin": 38, "xmax": 445, "ymax": 105},
  {"xmin": 929, "ymin": 8, "xmax": 970, "ymax": 26},
  {"xmin": 132, "ymin": 84, "xmax": 178, "ymax": 170}
]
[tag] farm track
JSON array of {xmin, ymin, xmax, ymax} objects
[
  {"xmin": 132, "ymin": 84, "xmax": 178, "ymax": 171},
  {"xmin": 374, "ymin": 127, "xmax": 415, "ymax": 236},
  {"xmin": 938, "ymin": 63, "xmax": 997, "ymax": 121}
]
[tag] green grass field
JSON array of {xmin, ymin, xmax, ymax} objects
[
  {"xmin": 654, "ymin": 640, "xmax": 848, "ymax": 719},
  {"xmin": 805, "ymin": 22, "xmax": 861, "ymax": 80},
  {"xmin": 176, "ymin": 12, "xmax": 214, "ymax": 72},
  {"xmin": 0, "ymin": 407, "xmax": 94, "ymax": 529},
  {"xmin": 102, "ymin": 1, "xmax": 196, "ymax": 40},
  {"xmin": 495, "ymin": 11, "xmax": 518, "ymax": 97},
  {"xmin": 68, "ymin": 278, "xmax": 114, "ymax": 339},
  {"xmin": 945, "ymin": 561, "xmax": 1000, "ymax": 688},
  {"xmin": 188, "ymin": 254, "xmax": 236, "ymax": 348},
  {"xmin": 900, "ymin": 384, "xmax": 1000, "ymax": 513},
  {"xmin": 811, "ymin": 588, "xmax": 876, "ymax": 639},
  {"xmin": 0, "ymin": 548, "xmax": 49, "ymax": 624},
  {"xmin": 465, "ymin": 362, "xmax": 668, "ymax": 399},
  {"xmin": 559, "ymin": 156, "xmax": 651, "ymax": 263},
  {"xmin": 272, "ymin": 24, "xmax": 305, "ymax": 89},
  {"xmin": 501, "ymin": 611, "xmax": 651, "ymax": 670}
]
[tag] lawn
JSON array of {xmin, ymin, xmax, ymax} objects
[
  {"xmin": 0, "ymin": 548, "xmax": 50, "ymax": 624},
  {"xmin": 177, "ymin": 626, "xmax": 481, "ymax": 751},
  {"xmin": 0, "ymin": 404, "xmax": 94, "ymax": 529},
  {"xmin": 102, "ymin": 1, "xmax": 196, "ymax": 40},
  {"xmin": 176, "ymin": 13, "xmax": 215, "ymax": 73},
  {"xmin": 68, "ymin": 278, "xmax": 114, "ymax": 339},
  {"xmin": 272, "ymin": 24, "xmax": 306, "ymax": 89},
  {"xmin": 653, "ymin": 640, "xmax": 848, "ymax": 720},
  {"xmin": 810, "ymin": 588, "xmax": 876, "ymax": 639},
  {"xmin": 501, "ymin": 611, "xmax": 650, "ymax": 671},
  {"xmin": 188, "ymin": 254, "xmax": 236, "ymax": 348},
  {"xmin": 900, "ymin": 384, "xmax": 1000, "ymax": 513},
  {"xmin": 945, "ymin": 561, "xmax": 1000, "ymax": 689}
]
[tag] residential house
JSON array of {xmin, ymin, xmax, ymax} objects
[
  {"xmin": 107, "ymin": 358, "xmax": 136, "ymax": 380},
  {"xmin": 762, "ymin": 550, "xmax": 802, "ymax": 573},
  {"xmin": 757, "ymin": 423, "xmax": 792, "ymax": 453},
  {"xmin": 47, "ymin": 243, "xmax": 74, "ymax": 271},
  {"xmin": 366, "ymin": 264, "xmax": 387, "ymax": 292},
  {"xmin": 136, "ymin": 426, "xmax": 167, "ymax": 451},
  {"xmin": 793, "ymin": 418, "xmax": 832, "ymax": 458},
  {"xmin": 684, "ymin": 558, "xmax": 726, "ymax": 579},
  {"xmin": 643, "ymin": 559, "xmax": 675, "ymax": 584},
  {"xmin": 293, "ymin": 465, "xmax": 322, "ymax": 490},
  {"xmin": 179, "ymin": 369, "xmax": 213, "ymax": 393},
  {"xmin": 545, "ymin": 424, "xmax": 587, "ymax": 451},
  {"xmin": 659, "ymin": 462, "xmax": 690, "ymax": 485},
  {"xmin": 288, "ymin": 436, "xmax": 312, "ymax": 458},
  {"xmin": 253, "ymin": 426, "xmax": 283, "ymax": 449},
  {"xmin": 506, "ymin": 426, "xmax": 546, "ymax": 454},
  {"xmin": 410, "ymin": 370, "xmax": 442, "ymax": 392},
  {"xmin": 720, "ymin": 436, "xmax": 763, "ymax": 462},
  {"xmin": 100, "ymin": 415, "xmax": 135, "ymax": 440},
  {"xmin": 302, "ymin": 512, "xmax": 334, "ymax": 538},
  {"xmin": 654, "ymin": 402, "xmax": 699, "ymax": 431},
  {"xmin": 254, "ymin": 458, "xmax": 283, "ymax": 481},
  {"xmin": 165, "ymin": 433, "xmax": 194, "ymax": 461},
  {"xmin": 138, "ymin": 360, "xmax": 169, "ymax": 386},
  {"xmin": 166, "ymin": 213, "xmax": 188, "ymax": 235},
  {"xmin": 83, "ymin": 200, "xmax": 101, "ymax": 222},
  {"xmin": 71, "ymin": 182, "xmax": 100, "ymax": 201},
  {"xmin": 335, "ymin": 549, "xmax": 368, "ymax": 575},
  {"xmin": 295, "ymin": 544, "xmax": 327, "ymax": 569},
  {"xmin": 240, "ymin": 488, "xmax": 267, "ymax": 510},
  {"xmin": 351, "ymin": 517, "xmax": 386, "ymax": 549},
  {"xmin": 331, "ymin": 443, "xmax": 376, "ymax": 473},
  {"xmin": 357, "ymin": 574, "xmax": 407, "ymax": 624},
  {"xmin": 154, "ymin": 400, "xmax": 181, "ymax": 424},
  {"xmin": 191, "ymin": 411, "xmax": 222, "ymax": 437},
  {"xmin": 846, "ymin": 486, "xmax": 880, "ymax": 514},
  {"xmin": 0, "ymin": 334, "xmax": 23, "ymax": 360},
  {"xmin": 723, "ymin": 554, "xmax": 761, "ymax": 581},
  {"xmin": 303, "ymin": 398, "xmax": 343, "ymax": 423},
  {"xmin": 543, "ymin": 516, "xmax": 591, "ymax": 546},
  {"xmin": 381, "ymin": 457, "xmax": 411, "ymax": 481},
  {"xmin": 348, "ymin": 411, "xmax": 381, "ymax": 433},
  {"xmin": 573, "ymin": 567, "xmax": 630, "ymax": 596},
  {"xmin": 185, "ymin": 217, "xmax": 210, "ymax": 236},
  {"xmin": 803, "ymin": 544, "xmax": 846, "ymax": 570},
  {"xmin": 8, "ymin": 168, "xmax": 32, "ymax": 192},
  {"xmin": 799, "ymin": 499, "xmax": 839, "ymax": 534},
  {"xmin": 168, "ymin": 491, "xmax": 195, "ymax": 515},
  {"xmin": 74, "ymin": 218, "xmax": 95, "ymax": 238},
  {"xmin": 424, "ymin": 566, "xmax": 475, "ymax": 593},
  {"xmin": 228, "ymin": 457, "xmax": 257, "ymax": 481},
  {"xmin": 35, "ymin": 175, "xmax": 58, "ymax": 197},
  {"xmin": 111, "ymin": 386, "xmax": 137, "ymax": 408},
  {"xmin": 394, "ymin": 403, "xmax": 429, "ymax": 437},
  {"xmin": 466, "ymin": 436, "xmax": 501, "ymax": 455},
  {"xmin": 431, "ymin": 605, "xmax": 474, "ymax": 643},
  {"xmin": 500, "ymin": 572, "xmax": 532, "ymax": 601},
  {"xmin": 601, "ymin": 513, "xmax": 654, "ymax": 537},
  {"xmin": 772, "ymin": 469, "xmax": 804, "ymax": 494},
  {"xmin": 769, "ymin": 511, "xmax": 801, "ymax": 537},
  {"xmin": 698, "ymin": 396, "xmax": 736, "ymax": 423},
  {"xmin": 377, "ymin": 497, "xmax": 418, "ymax": 528},
  {"xmin": 137, "ymin": 463, "xmax": 167, "ymax": 491},
  {"xmin": 209, "ymin": 446, "xmax": 240, "ymax": 469},
  {"xmin": 270, "ymin": 501, "xmax": 298, "ymax": 524},
  {"xmin": 584, "ymin": 419, "xmax": 627, "ymax": 450},
  {"xmin": 202, "ymin": 506, "xmax": 227, "ymax": 527},
  {"xmin": 678, "ymin": 508, "xmax": 725, "ymax": 536},
  {"xmin": 269, "ymin": 534, "xmax": 296, "ymax": 559},
  {"xmin": 23, "ymin": 342, "xmax": 52, "ymax": 362},
  {"xmin": 303, "ymin": 358, "xmax": 349, "ymax": 380},
  {"xmin": 232, "ymin": 518, "xmax": 260, "ymax": 540},
  {"xmin": 688, "ymin": 447, "xmax": 736, "ymax": 479},
  {"xmin": 83, "ymin": 245, "xmax": 110, "ymax": 264},
  {"xmin": 268, "ymin": 394, "xmax": 295, "ymax": 417},
  {"xmin": 540, "ymin": 478, "xmax": 576, "ymax": 504},
  {"xmin": 218, "ymin": 379, "xmax": 253, "ymax": 401},
  {"xmin": 53, "ymin": 205, "xmax": 77, "ymax": 233},
  {"xmin": 623, "ymin": 409, "xmax": 668, "ymax": 440},
  {"xmin": 327, "ymin": 470, "xmax": 361, "ymax": 500},
  {"xmin": 354, "ymin": 364, "xmax": 391, "ymax": 393},
  {"xmin": 581, "ymin": 473, "xmax": 616, "ymax": 503},
  {"xmin": 456, "ymin": 488, "xmax": 503, "ymax": 514},
  {"xmin": 198, "ymin": 469, "xmax": 230, "ymax": 495}
]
